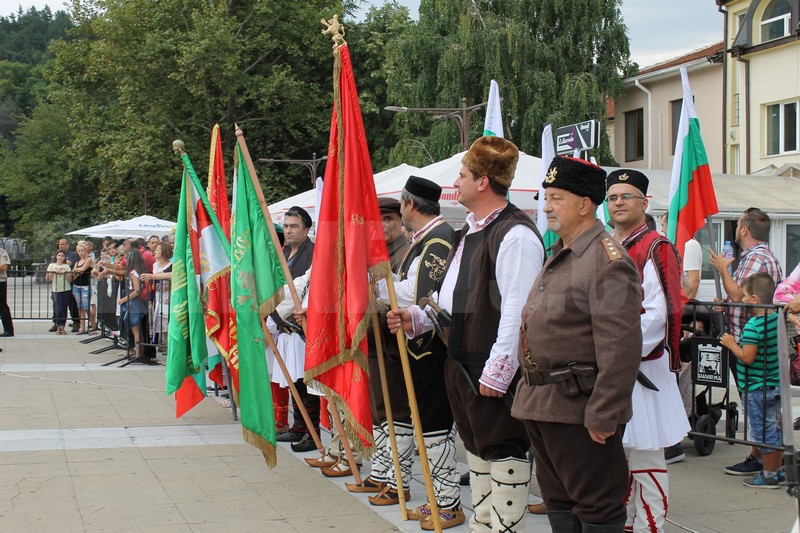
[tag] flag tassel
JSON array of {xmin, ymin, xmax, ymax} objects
[
  {"xmin": 242, "ymin": 427, "xmax": 277, "ymax": 469},
  {"xmin": 370, "ymin": 300, "xmax": 409, "ymax": 519}
]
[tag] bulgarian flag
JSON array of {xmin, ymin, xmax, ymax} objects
[
  {"xmin": 667, "ymin": 68, "xmax": 719, "ymax": 258},
  {"xmin": 206, "ymin": 124, "xmax": 231, "ymax": 389},
  {"xmin": 230, "ymin": 135, "xmax": 286, "ymax": 467},
  {"xmin": 536, "ymin": 124, "xmax": 559, "ymax": 252},
  {"xmin": 483, "ymin": 79, "xmax": 504, "ymax": 137}
]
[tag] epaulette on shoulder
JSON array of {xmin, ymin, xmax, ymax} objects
[{"xmin": 601, "ymin": 237, "xmax": 623, "ymax": 261}]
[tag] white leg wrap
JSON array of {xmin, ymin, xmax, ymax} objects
[
  {"xmin": 490, "ymin": 457, "xmax": 531, "ymax": 533},
  {"xmin": 625, "ymin": 448, "xmax": 669, "ymax": 533},
  {"xmin": 369, "ymin": 422, "xmax": 391, "ymax": 483},
  {"xmin": 467, "ymin": 451, "xmax": 492, "ymax": 533},
  {"xmin": 385, "ymin": 422, "xmax": 414, "ymax": 490},
  {"xmin": 423, "ymin": 427, "xmax": 461, "ymax": 509}
]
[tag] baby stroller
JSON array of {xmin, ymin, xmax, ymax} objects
[{"xmin": 680, "ymin": 302, "xmax": 739, "ymax": 456}]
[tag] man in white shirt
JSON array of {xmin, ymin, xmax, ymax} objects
[
  {"xmin": 661, "ymin": 212, "xmax": 701, "ymax": 299},
  {"xmin": 388, "ymin": 137, "xmax": 544, "ymax": 532}
]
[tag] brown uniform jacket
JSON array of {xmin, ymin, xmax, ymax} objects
[{"xmin": 511, "ymin": 220, "xmax": 643, "ymax": 433}]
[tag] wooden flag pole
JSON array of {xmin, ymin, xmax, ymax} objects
[
  {"xmin": 236, "ymin": 125, "xmax": 363, "ymax": 476},
  {"xmin": 385, "ymin": 277, "xmax": 442, "ymax": 532},
  {"xmin": 328, "ymin": 397, "xmax": 363, "ymax": 485},
  {"xmin": 260, "ymin": 325, "xmax": 325, "ymax": 455},
  {"xmin": 369, "ymin": 300, "xmax": 408, "ymax": 519},
  {"xmin": 235, "ymin": 126, "xmax": 306, "ymax": 313}
]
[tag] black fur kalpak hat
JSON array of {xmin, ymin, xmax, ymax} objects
[{"xmin": 542, "ymin": 156, "xmax": 607, "ymax": 205}]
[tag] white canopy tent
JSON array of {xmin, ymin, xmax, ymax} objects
[
  {"xmin": 68, "ymin": 215, "xmax": 176, "ymax": 239},
  {"xmin": 375, "ymin": 151, "xmax": 542, "ymax": 225},
  {"xmin": 268, "ymin": 163, "xmax": 421, "ymax": 224}
]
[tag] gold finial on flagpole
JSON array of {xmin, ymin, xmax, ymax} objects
[
  {"xmin": 321, "ymin": 14, "xmax": 345, "ymax": 49},
  {"xmin": 172, "ymin": 140, "xmax": 186, "ymax": 155}
]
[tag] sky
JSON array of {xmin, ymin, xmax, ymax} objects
[{"xmin": 1, "ymin": 0, "xmax": 724, "ymax": 67}]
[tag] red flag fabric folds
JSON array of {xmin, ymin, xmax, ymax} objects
[{"xmin": 304, "ymin": 42, "xmax": 390, "ymax": 454}]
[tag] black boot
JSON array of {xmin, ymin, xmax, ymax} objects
[
  {"xmin": 547, "ymin": 510, "xmax": 581, "ymax": 533},
  {"xmin": 580, "ymin": 519, "xmax": 626, "ymax": 533}
]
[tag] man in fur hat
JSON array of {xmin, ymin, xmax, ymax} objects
[
  {"xmin": 511, "ymin": 156, "xmax": 642, "ymax": 533},
  {"xmin": 606, "ymin": 169, "xmax": 688, "ymax": 533},
  {"xmin": 389, "ymin": 137, "xmax": 544, "ymax": 532}
]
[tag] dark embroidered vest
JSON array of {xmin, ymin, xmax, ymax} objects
[{"xmin": 445, "ymin": 203, "xmax": 542, "ymax": 366}]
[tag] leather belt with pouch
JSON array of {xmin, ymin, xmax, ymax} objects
[{"xmin": 522, "ymin": 362, "xmax": 598, "ymax": 397}]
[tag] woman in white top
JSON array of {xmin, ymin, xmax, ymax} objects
[{"xmin": 46, "ymin": 250, "xmax": 72, "ymax": 335}]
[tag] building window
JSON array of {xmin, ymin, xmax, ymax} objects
[
  {"xmin": 670, "ymin": 99, "xmax": 682, "ymax": 154},
  {"xmin": 760, "ymin": 0, "xmax": 791, "ymax": 42},
  {"xmin": 786, "ymin": 224, "xmax": 800, "ymax": 275},
  {"xmin": 766, "ymin": 101, "xmax": 799, "ymax": 155},
  {"xmin": 625, "ymin": 108, "xmax": 644, "ymax": 162}
]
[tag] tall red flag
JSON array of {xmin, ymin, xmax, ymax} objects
[
  {"xmin": 304, "ymin": 37, "xmax": 390, "ymax": 454},
  {"xmin": 206, "ymin": 124, "xmax": 231, "ymax": 388}
]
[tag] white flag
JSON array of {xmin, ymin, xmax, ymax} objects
[
  {"xmin": 483, "ymin": 80, "xmax": 504, "ymax": 138},
  {"xmin": 536, "ymin": 124, "xmax": 555, "ymax": 234}
]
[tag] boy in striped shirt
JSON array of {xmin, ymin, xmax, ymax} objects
[{"xmin": 720, "ymin": 272, "xmax": 781, "ymax": 488}]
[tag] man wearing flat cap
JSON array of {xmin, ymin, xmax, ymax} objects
[
  {"xmin": 379, "ymin": 197, "xmax": 410, "ymax": 272},
  {"xmin": 389, "ymin": 137, "xmax": 544, "ymax": 532},
  {"xmin": 274, "ymin": 206, "xmax": 320, "ymax": 453},
  {"xmin": 368, "ymin": 176, "xmax": 460, "ymax": 527},
  {"xmin": 511, "ymin": 156, "xmax": 642, "ymax": 533},
  {"xmin": 606, "ymin": 169, "xmax": 688, "ymax": 533}
]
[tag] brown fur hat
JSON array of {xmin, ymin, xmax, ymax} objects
[{"xmin": 461, "ymin": 136, "xmax": 519, "ymax": 188}]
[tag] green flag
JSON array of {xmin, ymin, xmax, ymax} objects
[
  {"xmin": 231, "ymin": 141, "xmax": 286, "ymax": 467},
  {"xmin": 165, "ymin": 166, "xmax": 208, "ymax": 417}
]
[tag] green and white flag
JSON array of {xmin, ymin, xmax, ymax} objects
[{"xmin": 483, "ymin": 79, "xmax": 504, "ymax": 138}]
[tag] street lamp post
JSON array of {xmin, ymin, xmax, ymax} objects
[
  {"xmin": 385, "ymin": 97, "xmax": 488, "ymax": 151},
  {"xmin": 258, "ymin": 152, "xmax": 328, "ymax": 187}
]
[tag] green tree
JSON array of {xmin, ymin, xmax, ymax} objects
[
  {"xmin": 2, "ymin": 0, "xmax": 350, "ymax": 254},
  {"xmin": 385, "ymin": 0, "xmax": 634, "ymax": 166},
  {"xmin": 346, "ymin": 1, "xmax": 413, "ymax": 171}
]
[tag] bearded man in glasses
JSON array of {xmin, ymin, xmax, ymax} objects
[{"xmin": 606, "ymin": 169, "xmax": 689, "ymax": 533}]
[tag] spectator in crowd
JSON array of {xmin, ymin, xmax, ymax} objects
[
  {"xmin": 720, "ymin": 273, "xmax": 782, "ymax": 488},
  {"xmin": 133, "ymin": 237, "xmax": 155, "ymax": 273},
  {"xmin": 71, "ymin": 243, "xmax": 95, "ymax": 334},
  {"xmin": 0, "ymin": 246, "xmax": 13, "ymax": 337},
  {"xmin": 147, "ymin": 235, "xmax": 160, "ymax": 255},
  {"xmin": 46, "ymin": 250, "xmax": 72, "ymax": 335},
  {"xmin": 49, "ymin": 238, "xmax": 81, "ymax": 333},
  {"xmin": 141, "ymin": 241, "xmax": 172, "ymax": 343},
  {"xmin": 118, "ymin": 250, "xmax": 148, "ymax": 360},
  {"xmin": 775, "ymin": 259, "xmax": 800, "ymax": 333},
  {"xmin": 710, "ymin": 207, "xmax": 782, "ymax": 478}
]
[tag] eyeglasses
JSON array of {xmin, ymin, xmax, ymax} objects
[{"xmin": 605, "ymin": 193, "xmax": 645, "ymax": 203}]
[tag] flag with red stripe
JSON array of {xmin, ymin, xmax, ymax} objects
[{"xmin": 667, "ymin": 68, "xmax": 719, "ymax": 258}]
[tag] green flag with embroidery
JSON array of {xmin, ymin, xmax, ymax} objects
[{"xmin": 230, "ymin": 139, "xmax": 286, "ymax": 467}]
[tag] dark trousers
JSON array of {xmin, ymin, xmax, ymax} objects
[
  {"xmin": 290, "ymin": 379, "xmax": 320, "ymax": 434},
  {"xmin": 525, "ymin": 420, "xmax": 628, "ymax": 525},
  {"xmin": 53, "ymin": 291, "xmax": 72, "ymax": 326},
  {"xmin": 0, "ymin": 281, "xmax": 12, "ymax": 334},
  {"xmin": 51, "ymin": 290, "xmax": 79, "ymax": 325},
  {"xmin": 444, "ymin": 358, "xmax": 528, "ymax": 460},
  {"xmin": 369, "ymin": 353, "xmax": 411, "ymax": 426}
]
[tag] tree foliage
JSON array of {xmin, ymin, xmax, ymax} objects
[
  {"xmin": 1, "ymin": 0, "xmax": 349, "ymax": 258},
  {"xmin": 385, "ymin": 0, "xmax": 634, "ymax": 166}
]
